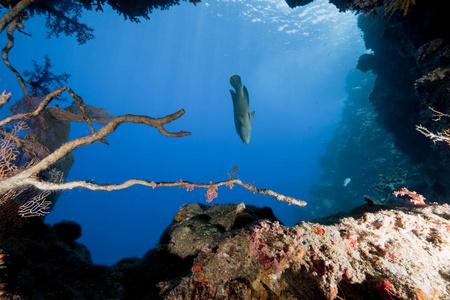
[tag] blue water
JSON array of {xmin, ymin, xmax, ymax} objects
[{"xmin": 1, "ymin": 0, "xmax": 364, "ymax": 265}]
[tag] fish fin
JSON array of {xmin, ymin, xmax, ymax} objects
[
  {"xmin": 230, "ymin": 90, "xmax": 237, "ymax": 102},
  {"xmin": 248, "ymin": 111, "xmax": 255, "ymax": 120},
  {"xmin": 243, "ymin": 85, "xmax": 249, "ymax": 104},
  {"xmin": 229, "ymin": 74, "xmax": 241, "ymax": 91}
]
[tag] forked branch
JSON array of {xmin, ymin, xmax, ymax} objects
[
  {"xmin": 0, "ymin": 105, "xmax": 191, "ymax": 194},
  {"xmin": 0, "ymin": 98, "xmax": 306, "ymax": 206},
  {"xmin": 1, "ymin": 0, "xmax": 307, "ymax": 220}
]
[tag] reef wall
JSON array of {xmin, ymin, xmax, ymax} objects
[
  {"xmin": 307, "ymin": 0, "xmax": 450, "ymax": 216},
  {"xmin": 307, "ymin": 70, "xmax": 424, "ymax": 219}
]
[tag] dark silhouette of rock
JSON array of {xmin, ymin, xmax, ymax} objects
[
  {"xmin": 53, "ymin": 220, "xmax": 82, "ymax": 243},
  {"xmin": 0, "ymin": 217, "xmax": 119, "ymax": 299}
]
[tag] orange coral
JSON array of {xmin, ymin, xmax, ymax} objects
[
  {"xmin": 313, "ymin": 227, "xmax": 325, "ymax": 236},
  {"xmin": 385, "ymin": 0, "xmax": 416, "ymax": 16},
  {"xmin": 439, "ymin": 129, "xmax": 450, "ymax": 146}
]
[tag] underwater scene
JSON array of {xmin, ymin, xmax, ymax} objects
[
  {"xmin": 1, "ymin": 0, "xmax": 449, "ymax": 299},
  {"xmin": 2, "ymin": 0, "xmax": 365, "ymax": 264}
]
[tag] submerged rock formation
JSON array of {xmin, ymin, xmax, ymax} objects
[
  {"xmin": 307, "ymin": 70, "xmax": 423, "ymax": 220},
  {"xmin": 306, "ymin": 0, "xmax": 450, "ymax": 219},
  {"xmin": 1, "ymin": 203, "xmax": 449, "ymax": 299}
]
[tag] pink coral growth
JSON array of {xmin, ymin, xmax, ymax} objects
[
  {"xmin": 185, "ymin": 184, "xmax": 195, "ymax": 192},
  {"xmin": 377, "ymin": 280, "xmax": 397, "ymax": 300},
  {"xmin": 205, "ymin": 185, "xmax": 218, "ymax": 203},
  {"xmin": 393, "ymin": 188, "xmax": 426, "ymax": 207},
  {"xmin": 225, "ymin": 182, "xmax": 234, "ymax": 189}
]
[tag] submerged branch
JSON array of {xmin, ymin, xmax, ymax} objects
[
  {"xmin": 0, "ymin": 85, "xmax": 303, "ymax": 207},
  {"xmin": 0, "ymin": 90, "xmax": 12, "ymax": 109},
  {"xmin": 0, "ymin": 0, "xmax": 36, "ymax": 33},
  {"xmin": 19, "ymin": 177, "xmax": 308, "ymax": 207},
  {"xmin": 2, "ymin": 14, "xmax": 31, "ymax": 101},
  {"xmin": 0, "ymin": 108, "xmax": 191, "ymax": 194}
]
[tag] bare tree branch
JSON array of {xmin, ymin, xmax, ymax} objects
[
  {"xmin": 18, "ymin": 177, "xmax": 307, "ymax": 207},
  {"xmin": 0, "ymin": 90, "xmax": 12, "ymax": 109},
  {"xmin": 0, "ymin": 108, "xmax": 191, "ymax": 194},
  {"xmin": 0, "ymin": 1, "xmax": 308, "ymax": 217},
  {"xmin": 0, "ymin": 91, "xmax": 306, "ymax": 207},
  {"xmin": 0, "ymin": 0, "xmax": 36, "ymax": 33},
  {"xmin": 2, "ymin": 13, "xmax": 31, "ymax": 100}
]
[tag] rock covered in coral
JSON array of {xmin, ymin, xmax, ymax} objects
[
  {"xmin": 417, "ymin": 38, "xmax": 450, "ymax": 73},
  {"xmin": 162, "ymin": 204, "xmax": 450, "ymax": 299},
  {"xmin": 1, "ymin": 203, "xmax": 449, "ymax": 299},
  {"xmin": 112, "ymin": 202, "xmax": 280, "ymax": 299},
  {"xmin": 159, "ymin": 202, "xmax": 278, "ymax": 258},
  {"xmin": 415, "ymin": 38, "xmax": 450, "ymax": 110}
]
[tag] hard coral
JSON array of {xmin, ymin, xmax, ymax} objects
[{"xmin": 164, "ymin": 204, "xmax": 450, "ymax": 299}]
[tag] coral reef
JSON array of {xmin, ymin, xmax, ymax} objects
[
  {"xmin": 167, "ymin": 204, "xmax": 450, "ymax": 299},
  {"xmin": 307, "ymin": 70, "xmax": 421, "ymax": 219},
  {"xmin": 306, "ymin": 0, "xmax": 450, "ymax": 216},
  {"xmin": 353, "ymin": 0, "xmax": 450, "ymax": 200},
  {"xmin": 1, "ymin": 203, "xmax": 449, "ymax": 299}
]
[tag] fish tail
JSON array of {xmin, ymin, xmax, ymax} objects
[{"xmin": 229, "ymin": 74, "xmax": 242, "ymax": 91}]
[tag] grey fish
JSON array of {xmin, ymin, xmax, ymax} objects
[{"xmin": 229, "ymin": 74, "xmax": 255, "ymax": 144}]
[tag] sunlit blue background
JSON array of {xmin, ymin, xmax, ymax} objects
[{"xmin": 1, "ymin": 0, "xmax": 364, "ymax": 265}]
